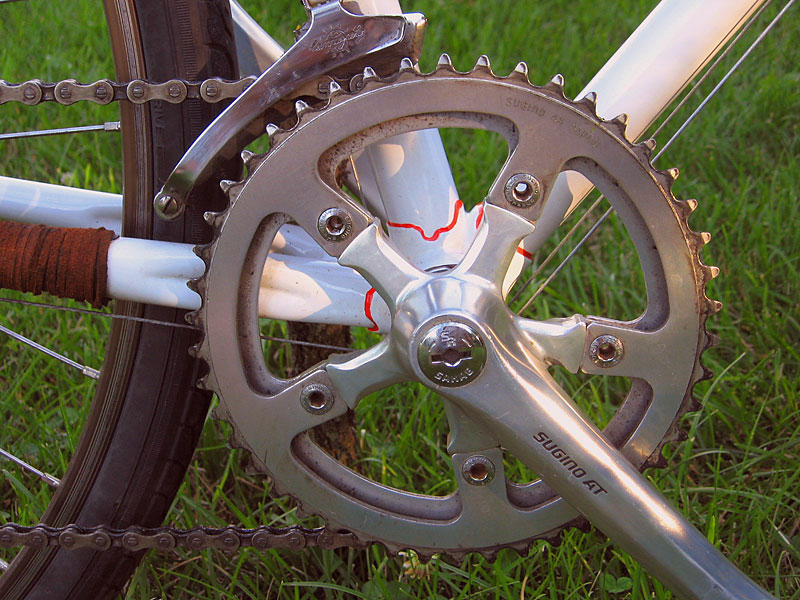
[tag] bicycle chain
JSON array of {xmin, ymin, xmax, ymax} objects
[
  {"xmin": 0, "ymin": 522, "xmax": 363, "ymax": 553},
  {"xmin": 0, "ymin": 74, "xmax": 370, "ymax": 553},
  {"xmin": 0, "ymin": 77, "xmax": 257, "ymax": 106}
]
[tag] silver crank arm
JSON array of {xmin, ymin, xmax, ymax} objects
[
  {"xmin": 153, "ymin": 1, "xmax": 425, "ymax": 219},
  {"xmin": 443, "ymin": 349, "xmax": 775, "ymax": 600}
]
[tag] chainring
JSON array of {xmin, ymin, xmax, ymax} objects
[{"xmin": 193, "ymin": 56, "xmax": 718, "ymax": 559}]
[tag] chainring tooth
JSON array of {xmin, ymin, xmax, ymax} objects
[{"xmin": 194, "ymin": 56, "xmax": 719, "ymax": 558}]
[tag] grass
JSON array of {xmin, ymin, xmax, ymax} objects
[{"xmin": 1, "ymin": 0, "xmax": 799, "ymax": 598}]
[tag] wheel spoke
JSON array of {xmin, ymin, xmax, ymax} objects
[
  {"xmin": 0, "ymin": 448, "xmax": 60, "ymax": 487},
  {"xmin": 510, "ymin": 194, "xmax": 603, "ymax": 306},
  {"xmin": 652, "ymin": 0, "xmax": 797, "ymax": 162},
  {"xmin": 517, "ymin": 206, "xmax": 612, "ymax": 315},
  {"xmin": 515, "ymin": 1, "xmax": 796, "ymax": 314},
  {"xmin": 0, "ymin": 121, "xmax": 120, "ymax": 141},
  {"xmin": 0, "ymin": 323, "xmax": 100, "ymax": 379}
]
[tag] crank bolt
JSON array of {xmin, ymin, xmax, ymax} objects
[
  {"xmin": 462, "ymin": 455, "xmax": 495, "ymax": 486},
  {"xmin": 317, "ymin": 207, "xmax": 352, "ymax": 242},
  {"xmin": 300, "ymin": 383, "xmax": 334, "ymax": 415},
  {"xmin": 589, "ymin": 334, "xmax": 624, "ymax": 367},
  {"xmin": 417, "ymin": 320, "xmax": 486, "ymax": 387},
  {"xmin": 504, "ymin": 173, "xmax": 542, "ymax": 208},
  {"xmin": 153, "ymin": 191, "xmax": 185, "ymax": 221}
]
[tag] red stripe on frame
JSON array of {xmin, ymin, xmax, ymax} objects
[
  {"xmin": 387, "ymin": 200, "xmax": 464, "ymax": 242},
  {"xmin": 516, "ymin": 247, "xmax": 533, "ymax": 260},
  {"xmin": 364, "ymin": 287, "xmax": 380, "ymax": 332}
]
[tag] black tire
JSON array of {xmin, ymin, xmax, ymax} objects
[{"xmin": 0, "ymin": 1, "xmax": 238, "ymax": 597}]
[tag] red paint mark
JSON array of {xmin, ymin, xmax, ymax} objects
[
  {"xmin": 516, "ymin": 247, "xmax": 534, "ymax": 260},
  {"xmin": 387, "ymin": 200, "xmax": 464, "ymax": 242},
  {"xmin": 475, "ymin": 203, "xmax": 485, "ymax": 229},
  {"xmin": 364, "ymin": 287, "xmax": 380, "ymax": 332}
]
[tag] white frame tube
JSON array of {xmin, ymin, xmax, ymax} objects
[
  {"xmin": 104, "ymin": 237, "xmax": 391, "ymax": 329},
  {"xmin": 0, "ymin": 0, "xmax": 767, "ymax": 334},
  {"xmin": 0, "ymin": 176, "xmax": 122, "ymax": 234},
  {"xmin": 524, "ymin": 0, "xmax": 766, "ymax": 253}
]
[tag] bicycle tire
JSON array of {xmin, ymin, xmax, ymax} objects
[{"xmin": 0, "ymin": 1, "xmax": 238, "ymax": 597}]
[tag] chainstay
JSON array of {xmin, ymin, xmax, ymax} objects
[
  {"xmin": 0, "ymin": 522, "xmax": 364, "ymax": 552},
  {"xmin": 0, "ymin": 77, "xmax": 257, "ymax": 106}
]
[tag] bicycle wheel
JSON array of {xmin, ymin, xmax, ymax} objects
[{"xmin": 0, "ymin": 0, "xmax": 238, "ymax": 597}]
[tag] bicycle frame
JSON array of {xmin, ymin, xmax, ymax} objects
[
  {"xmin": 0, "ymin": 1, "xmax": 782, "ymax": 597},
  {"xmin": 0, "ymin": 0, "xmax": 767, "ymax": 329}
]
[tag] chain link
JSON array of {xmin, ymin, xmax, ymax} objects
[
  {"xmin": 0, "ymin": 522, "xmax": 363, "ymax": 552},
  {"xmin": 0, "ymin": 72, "xmax": 364, "ymax": 553},
  {"xmin": 0, "ymin": 76, "xmax": 257, "ymax": 106}
]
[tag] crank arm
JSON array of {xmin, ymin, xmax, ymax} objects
[
  {"xmin": 441, "ymin": 347, "xmax": 775, "ymax": 600},
  {"xmin": 153, "ymin": 1, "xmax": 426, "ymax": 219}
]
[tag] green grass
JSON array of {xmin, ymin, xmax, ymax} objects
[{"xmin": 1, "ymin": 0, "xmax": 800, "ymax": 598}]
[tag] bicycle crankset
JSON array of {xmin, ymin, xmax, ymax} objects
[{"xmin": 193, "ymin": 56, "xmax": 719, "ymax": 559}]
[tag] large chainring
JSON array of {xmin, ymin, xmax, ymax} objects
[{"xmin": 194, "ymin": 56, "xmax": 717, "ymax": 558}]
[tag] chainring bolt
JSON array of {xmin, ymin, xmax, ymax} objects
[
  {"xmin": 461, "ymin": 455, "xmax": 495, "ymax": 486},
  {"xmin": 300, "ymin": 383, "xmax": 334, "ymax": 415},
  {"xmin": 154, "ymin": 192, "xmax": 185, "ymax": 221},
  {"xmin": 589, "ymin": 334, "xmax": 624, "ymax": 367},
  {"xmin": 317, "ymin": 207, "xmax": 352, "ymax": 242},
  {"xmin": 504, "ymin": 173, "xmax": 542, "ymax": 208}
]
